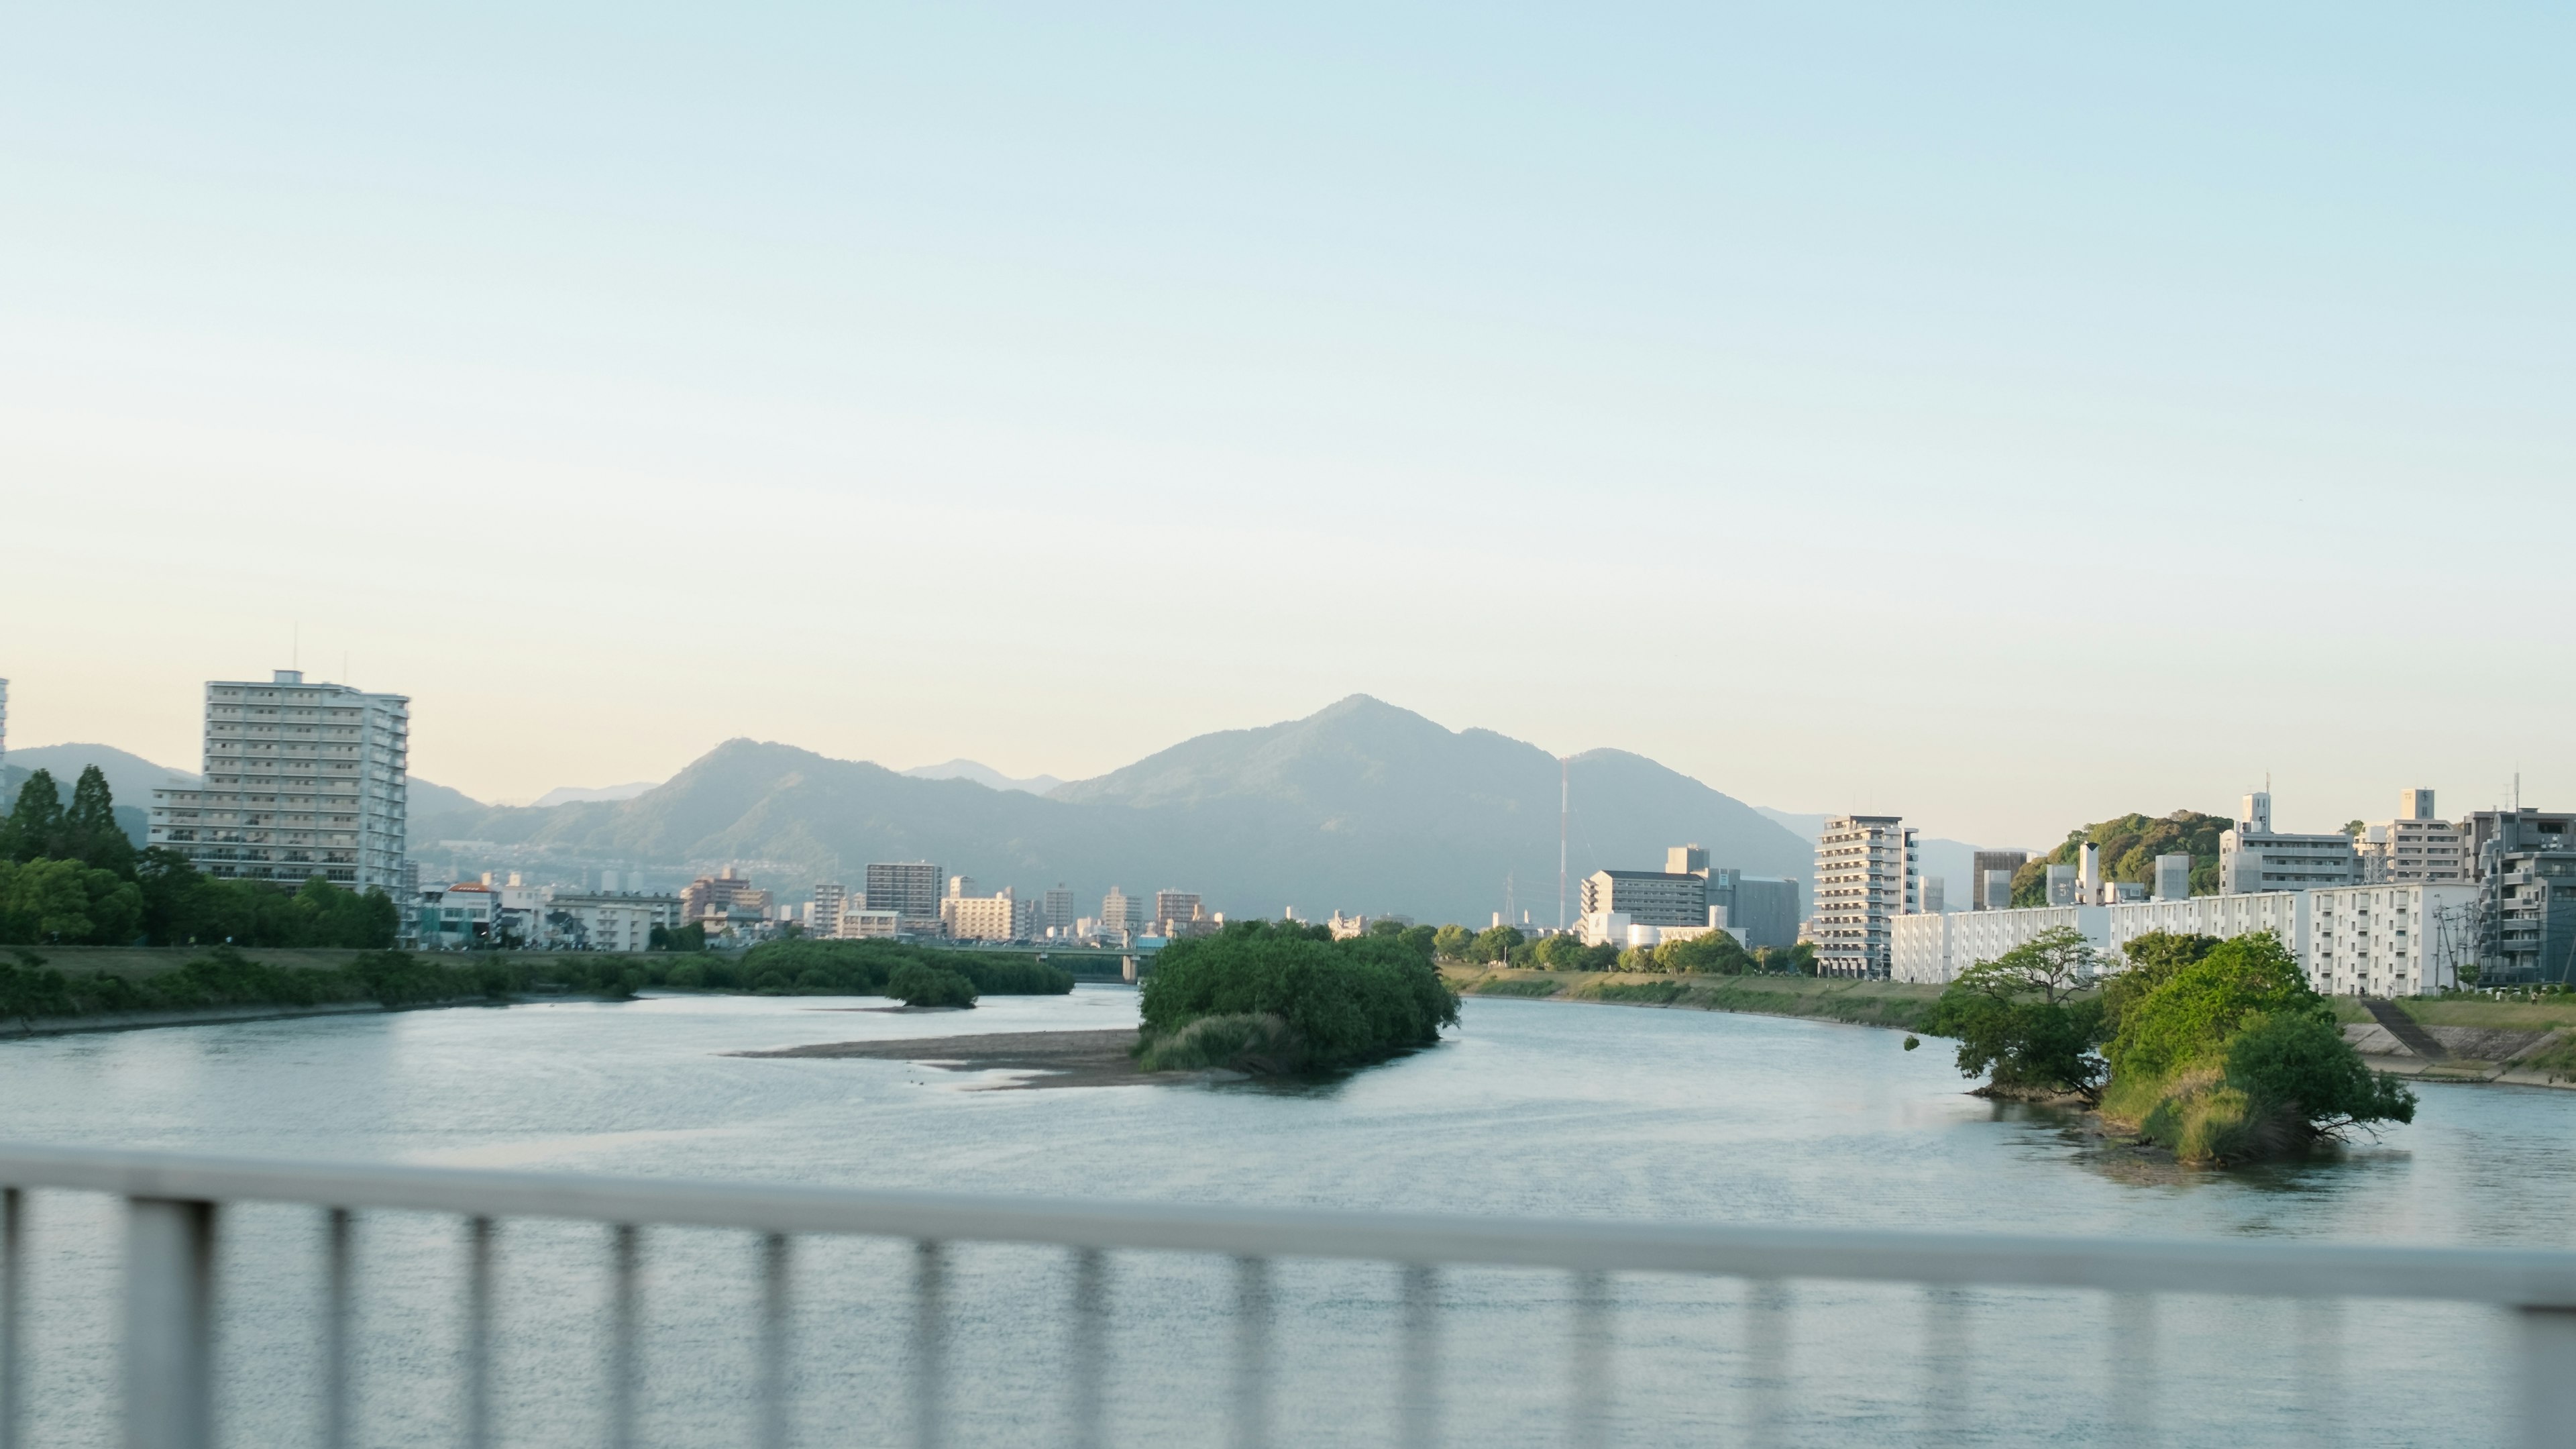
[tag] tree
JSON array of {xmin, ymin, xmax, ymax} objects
[
  {"xmin": 1, "ymin": 771, "xmax": 65, "ymax": 864},
  {"xmin": 887, "ymin": 961, "xmax": 977, "ymax": 1008},
  {"xmin": 62, "ymin": 767, "xmax": 136, "ymax": 877},
  {"xmin": 1397, "ymin": 924, "xmax": 1438, "ymax": 960},
  {"xmin": 1432, "ymin": 924, "xmax": 1476, "ymax": 961},
  {"xmin": 2222, "ymin": 1011, "xmax": 2414, "ymax": 1138},
  {"xmin": 1922, "ymin": 929, "xmax": 2108, "ymax": 1096},
  {"xmin": 2102, "ymin": 931, "xmax": 2219, "ymax": 1039},
  {"xmin": 2106, "ymin": 930, "xmax": 2318, "ymax": 1083},
  {"xmin": 1368, "ymin": 918, "xmax": 1407, "ymax": 938},
  {"xmin": 1656, "ymin": 930, "xmax": 1755, "ymax": 975},
  {"xmin": 2011, "ymin": 810, "xmax": 2232, "ymax": 906},
  {"xmin": 0, "ymin": 858, "xmax": 144, "ymax": 945},
  {"xmin": 1470, "ymin": 925, "xmax": 1523, "ymax": 962}
]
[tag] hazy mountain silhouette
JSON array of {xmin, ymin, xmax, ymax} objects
[
  {"xmin": 411, "ymin": 696, "xmax": 1809, "ymax": 924},
  {"xmin": 901, "ymin": 759, "xmax": 1064, "ymax": 795}
]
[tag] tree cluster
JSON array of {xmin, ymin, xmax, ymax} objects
[
  {"xmin": 2009, "ymin": 811, "xmax": 2230, "ymax": 906},
  {"xmin": 1138, "ymin": 918, "xmax": 1460, "ymax": 1074}
]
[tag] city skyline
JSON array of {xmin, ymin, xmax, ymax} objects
[{"xmin": 6, "ymin": 7, "xmax": 2571, "ymax": 848}]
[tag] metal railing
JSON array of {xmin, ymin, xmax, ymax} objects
[{"xmin": 3, "ymin": 1140, "xmax": 2573, "ymax": 1447}]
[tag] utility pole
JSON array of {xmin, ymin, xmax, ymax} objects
[{"xmin": 1558, "ymin": 757, "xmax": 1570, "ymax": 930}]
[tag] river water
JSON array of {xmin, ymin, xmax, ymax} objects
[{"xmin": 6, "ymin": 987, "xmax": 2573, "ymax": 1447}]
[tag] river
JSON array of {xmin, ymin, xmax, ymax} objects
[{"xmin": 6, "ymin": 986, "xmax": 2571, "ymax": 1446}]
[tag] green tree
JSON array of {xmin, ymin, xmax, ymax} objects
[
  {"xmin": 2106, "ymin": 930, "xmax": 2318, "ymax": 1083},
  {"xmin": 2222, "ymin": 1010, "xmax": 2415, "ymax": 1137},
  {"xmin": 1655, "ymin": 930, "xmax": 1755, "ymax": 975},
  {"xmin": 63, "ymin": 767, "xmax": 137, "ymax": 877},
  {"xmin": 887, "ymin": 961, "xmax": 977, "ymax": 1008},
  {"xmin": 1, "ymin": 771, "xmax": 66, "ymax": 865},
  {"xmin": 2012, "ymin": 810, "xmax": 2232, "ymax": 906},
  {"xmin": 1431, "ymin": 924, "xmax": 1476, "ymax": 961},
  {"xmin": 1367, "ymin": 917, "xmax": 1408, "ymax": 938},
  {"xmin": 0, "ymin": 858, "xmax": 145, "ymax": 945},
  {"xmin": 2102, "ymin": 931, "xmax": 2220, "ymax": 1040},
  {"xmin": 1470, "ymin": 925, "xmax": 1524, "ymax": 962},
  {"xmin": 1923, "ymin": 928, "xmax": 2107, "ymax": 1095},
  {"xmin": 1397, "ymin": 924, "xmax": 1439, "ymax": 960}
]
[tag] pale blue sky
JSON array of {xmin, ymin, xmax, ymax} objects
[{"xmin": 3, "ymin": 3, "xmax": 2569, "ymax": 844}]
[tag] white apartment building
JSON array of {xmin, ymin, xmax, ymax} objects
[
  {"xmin": 150, "ymin": 669, "xmax": 410, "ymax": 895},
  {"xmin": 2357, "ymin": 788, "xmax": 2470, "ymax": 885},
  {"xmin": 1809, "ymin": 815, "xmax": 1917, "ymax": 977},
  {"xmin": 838, "ymin": 905, "xmax": 902, "ymax": 938},
  {"xmin": 548, "ymin": 892, "xmax": 684, "ymax": 953},
  {"xmin": 808, "ymin": 882, "xmax": 847, "ymax": 936},
  {"xmin": 2306, "ymin": 883, "xmax": 2479, "ymax": 997},
  {"xmin": 2220, "ymin": 792, "xmax": 2358, "ymax": 894},
  {"xmin": 944, "ymin": 887, "xmax": 1039, "ymax": 943},
  {"xmin": 1102, "ymin": 888, "xmax": 1144, "ymax": 936},
  {"xmin": 1892, "ymin": 904, "xmax": 2109, "ymax": 985},
  {"xmin": 2104, "ymin": 891, "xmax": 2308, "ymax": 961}
]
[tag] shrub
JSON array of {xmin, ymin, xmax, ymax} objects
[
  {"xmin": 888, "ymin": 962, "xmax": 977, "ymax": 1008},
  {"xmin": 1132, "ymin": 1013, "xmax": 1300, "ymax": 1073}
]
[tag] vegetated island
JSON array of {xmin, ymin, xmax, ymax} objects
[
  {"xmin": 1132, "ymin": 918, "xmax": 1459, "ymax": 1075},
  {"xmin": 1921, "ymin": 928, "xmax": 2418, "ymax": 1166},
  {"xmin": 1, "ymin": 937, "xmax": 1071, "ymax": 1037}
]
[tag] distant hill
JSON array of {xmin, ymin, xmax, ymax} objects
[
  {"xmin": 529, "ymin": 782, "xmax": 659, "ymax": 808},
  {"xmin": 902, "ymin": 759, "xmax": 1064, "ymax": 796},
  {"xmin": 413, "ymin": 696, "xmax": 1813, "ymax": 924}
]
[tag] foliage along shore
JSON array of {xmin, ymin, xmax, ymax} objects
[
  {"xmin": 1136, "ymin": 920, "xmax": 1459, "ymax": 1075},
  {"xmin": 1444, "ymin": 965, "xmax": 1943, "ymax": 1033},
  {"xmin": 2, "ymin": 937, "xmax": 1072, "ymax": 1033}
]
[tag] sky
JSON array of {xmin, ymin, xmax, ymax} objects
[{"xmin": 3, "ymin": 3, "xmax": 2570, "ymax": 846}]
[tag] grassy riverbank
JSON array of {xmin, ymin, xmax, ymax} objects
[{"xmin": 1443, "ymin": 967, "xmax": 1945, "ymax": 1032}]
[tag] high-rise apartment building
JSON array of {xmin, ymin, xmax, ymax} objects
[
  {"xmin": 2463, "ymin": 810, "xmax": 2576, "ymax": 985},
  {"xmin": 148, "ymin": 669, "xmax": 409, "ymax": 894},
  {"xmin": 1043, "ymin": 885, "xmax": 1075, "ymax": 934},
  {"xmin": 2356, "ymin": 788, "xmax": 2469, "ymax": 885},
  {"xmin": 810, "ymin": 882, "xmax": 847, "ymax": 936},
  {"xmin": 1808, "ymin": 815, "xmax": 1917, "ymax": 978},
  {"xmin": 1102, "ymin": 887, "xmax": 1143, "ymax": 937},
  {"xmin": 865, "ymin": 861, "xmax": 944, "ymax": 934},
  {"xmin": 1580, "ymin": 869, "xmax": 1706, "ymax": 928},
  {"xmin": 679, "ymin": 867, "xmax": 772, "ymax": 924},
  {"xmin": 1152, "ymin": 890, "xmax": 1203, "ymax": 926}
]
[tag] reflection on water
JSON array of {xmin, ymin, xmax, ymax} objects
[{"xmin": 3, "ymin": 987, "xmax": 2569, "ymax": 1446}]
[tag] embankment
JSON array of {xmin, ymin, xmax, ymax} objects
[{"xmin": 1443, "ymin": 967, "xmax": 1943, "ymax": 1032}]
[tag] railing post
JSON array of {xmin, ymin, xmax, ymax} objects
[
  {"xmin": 912, "ymin": 1241, "xmax": 947, "ymax": 1449},
  {"xmin": 608, "ymin": 1225, "xmax": 639, "ymax": 1449},
  {"xmin": 1566, "ymin": 1270, "xmax": 1609, "ymax": 1449},
  {"xmin": 2520, "ymin": 1306, "xmax": 2576, "ymax": 1449},
  {"xmin": 757, "ymin": 1234, "xmax": 790, "ymax": 1449},
  {"xmin": 322, "ymin": 1208, "xmax": 352, "ymax": 1449},
  {"xmin": 464, "ymin": 1218, "xmax": 494, "ymax": 1449},
  {"xmin": 1229, "ymin": 1256, "xmax": 1271, "ymax": 1449},
  {"xmin": 1397, "ymin": 1265, "xmax": 1439, "ymax": 1449},
  {"xmin": 2, "ymin": 1187, "xmax": 21, "ymax": 1449},
  {"xmin": 126, "ymin": 1197, "xmax": 216, "ymax": 1449},
  {"xmin": 1066, "ymin": 1248, "xmax": 1106, "ymax": 1449}
]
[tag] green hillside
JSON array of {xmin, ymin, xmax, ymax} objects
[{"xmin": 2010, "ymin": 810, "xmax": 2230, "ymax": 904}]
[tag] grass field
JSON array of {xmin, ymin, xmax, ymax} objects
[{"xmin": 1443, "ymin": 967, "xmax": 1945, "ymax": 1032}]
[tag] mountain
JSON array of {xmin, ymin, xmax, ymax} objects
[
  {"xmin": 901, "ymin": 760, "xmax": 1065, "ymax": 796},
  {"xmin": 410, "ymin": 696, "xmax": 1813, "ymax": 925},
  {"xmin": 530, "ymin": 782, "xmax": 659, "ymax": 808}
]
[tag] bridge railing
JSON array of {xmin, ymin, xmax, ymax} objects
[{"xmin": 3, "ymin": 1141, "xmax": 2573, "ymax": 1447}]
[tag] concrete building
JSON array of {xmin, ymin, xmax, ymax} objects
[
  {"xmin": 1152, "ymin": 891, "xmax": 1204, "ymax": 931},
  {"xmin": 2046, "ymin": 864, "xmax": 2076, "ymax": 906},
  {"xmin": 2220, "ymin": 792, "xmax": 2359, "ymax": 894},
  {"xmin": 1970, "ymin": 850, "xmax": 2028, "ymax": 910},
  {"xmin": 548, "ymin": 892, "xmax": 684, "ymax": 953},
  {"xmin": 1808, "ymin": 815, "xmax": 1917, "ymax": 978},
  {"xmin": 2464, "ymin": 810, "xmax": 2576, "ymax": 984},
  {"xmin": 1707, "ymin": 870, "xmax": 1801, "ymax": 949},
  {"xmin": 2103, "ymin": 891, "xmax": 2308, "ymax": 963},
  {"xmin": 808, "ymin": 883, "xmax": 847, "ymax": 937},
  {"xmin": 2154, "ymin": 854, "xmax": 2192, "ymax": 902},
  {"xmin": 680, "ymin": 867, "xmax": 772, "ymax": 925},
  {"xmin": 413, "ymin": 881, "xmax": 502, "ymax": 949},
  {"xmin": 944, "ymin": 886, "xmax": 1021, "ymax": 942},
  {"xmin": 1921, "ymin": 877, "xmax": 1947, "ymax": 914},
  {"xmin": 1892, "ymin": 904, "xmax": 2110, "ymax": 986},
  {"xmin": 1102, "ymin": 888, "xmax": 1144, "ymax": 938},
  {"xmin": 1043, "ymin": 885, "xmax": 1075, "ymax": 936},
  {"xmin": 2355, "ymin": 789, "xmax": 2470, "ymax": 885},
  {"xmin": 148, "ymin": 669, "xmax": 411, "ymax": 894},
  {"xmin": 1580, "ymin": 869, "xmax": 1707, "ymax": 928},
  {"xmin": 838, "ymin": 904, "xmax": 902, "ymax": 938},
  {"xmin": 865, "ymin": 861, "xmax": 945, "ymax": 935},
  {"xmin": 2306, "ymin": 883, "xmax": 2479, "ymax": 997}
]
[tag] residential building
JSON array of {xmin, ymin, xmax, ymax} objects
[
  {"xmin": 1102, "ymin": 888, "xmax": 1144, "ymax": 938},
  {"xmin": 1579, "ymin": 869, "xmax": 1706, "ymax": 928},
  {"xmin": 865, "ymin": 861, "xmax": 945, "ymax": 936},
  {"xmin": 2464, "ymin": 810, "xmax": 2576, "ymax": 985},
  {"xmin": 944, "ymin": 887, "xmax": 1020, "ymax": 942},
  {"xmin": 1706, "ymin": 870, "xmax": 1801, "ymax": 949},
  {"xmin": 1808, "ymin": 815, "xmax": 1917, "ymax": 978},
  {"xmin": 1893, "ymin": 904, "xmax": 2110, "ymax": 986},
  {"xmin": 1970, "ymin": 850, "xmax": 2028, "ymax": 910},
  {"xmin": 809, "ymin": 883, "xmax": 847, "ymax": 937},
  {"xmin": 1152, "ymin": 891, "xmax": 1203, "ymax": 930},
  {"xmin": 2355, "ymin": 789, "xmax": 2470, "ymax": 885},
  {"xmin": 2306, "ymin": 884, "xmax": 2479, "ymax": 997},
  {"xmin": 148, "ymin": 669, "xmax": 411, "ymax": 894},
  {"xmin": 1043, "ymin": 885, "xmax": 1075, "ymax": 935},
  {"xmin": 2046, "ymin": 864, "xmax": 2076, "ymax": 906},
  {"xmin": 838, "ymin": 904, "xmax": 902, "ymax": 938},
  {"xmin": 2104, "ymin": 891, "xmax": 2308, "ymax": 965},
  {"xmin": 548, "ymin": 892, "xmax": 684, "ymax": 953},
  {"xmin": 680, "ymin": 867, "xmax": 772, "ymax": 925},
  {"xmin": 1921, "ymin": 877, "xmax": 1947, "ymax": 914},
  {"xmin": 2220, "ymin": 792, "xmax": 2358, "ymax": 894}
]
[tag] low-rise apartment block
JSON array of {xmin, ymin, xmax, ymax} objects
[{"xmin": 2220, "ymin": 792, "xmax": 2358, "ymax": 894}]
